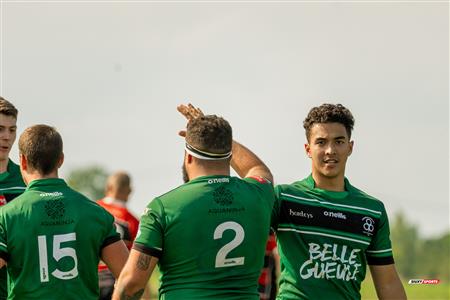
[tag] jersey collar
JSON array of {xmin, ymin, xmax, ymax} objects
[
  {"xmin": 305, "ymin": 174, "xmax": 353, "ymax": 199},
  {"xmin": 27, "ymin": 178, "xmax": 67, "ymax": 190}
]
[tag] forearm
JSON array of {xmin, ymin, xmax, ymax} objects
[
  {"xmin": 112, "ymin": 250, "xmax": 157, "ymax": 300},
  {"xmin": 112, "ymin": 270, "xmax": 146, "ymax": 300},
  {"xmin": 370, "ymin": 264, "xmax": 407, "ymax": 300},
  {"xmin": 231, "ymin": 140, "xmax": 273, "ymax": 182}
]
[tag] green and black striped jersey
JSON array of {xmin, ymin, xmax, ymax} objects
[
  {"xmin": 272, "ymin": 175, "xmax": 394, "ymax": 300},
  {"xmin": 0, "ymin": 160, "xmax": 25, "ymax": 300},
  {"xmin": 0, "ymin": 160, "xmax": 25, "ymax": 205}
]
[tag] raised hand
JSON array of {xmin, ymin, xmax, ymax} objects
[{"xmin": 177, "ymin": 103, "xmax": 205, "ymax": 137}]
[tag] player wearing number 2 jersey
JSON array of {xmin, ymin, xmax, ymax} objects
[
  {"xmin": 113, "ymin": 104, "xmax": 275, "ymax": 300},
  {"xmin": 0, "ymin": 125, "xmax": 129, "ymax": 300}
]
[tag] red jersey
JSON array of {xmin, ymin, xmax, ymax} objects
[{"xmin": 97, "ymin": 197, "xmax": 139, "ymax": 271}]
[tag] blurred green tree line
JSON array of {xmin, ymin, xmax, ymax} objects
[{"xmin": 391, "ymin": 212, "xmax": 449, "ymax": 283}]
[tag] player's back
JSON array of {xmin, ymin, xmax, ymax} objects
[
  {"xmin": 136, "ymin": 175, "xmax": 274, "ymax": 300},
  {"xmin": 0, "ymin": 178, "xmax": 119, "ymax": 300}
]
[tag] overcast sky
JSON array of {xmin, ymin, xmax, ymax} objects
[{"xmin": 1, "ymin": 2, "xmax": 448, "ymax": 237}]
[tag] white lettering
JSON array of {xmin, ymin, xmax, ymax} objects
[
  {"xmin": 299, "ymin": 243, "xmax": 363, "ymax": 282},
  {"xmin": 208, "ymin": 178, "xmax": 230, "ymax": 184},
  {"xmin": 39, "ymin": 192, "xmax": 63, "ymax": 197},
  {"xmin": 289, "ymin": 209, "xmax": 313, "ymax": 219},
  {"xmin": 323, "ymin": 211, "xmax": 347, "ymax": 220}
]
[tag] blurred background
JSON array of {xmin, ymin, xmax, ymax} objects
[{"xmin": 1, "ymin": 1, "xmax": 448, "ymax": 299}]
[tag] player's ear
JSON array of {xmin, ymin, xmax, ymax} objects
[
  {"xmin": 57, "ymin": 152, "xmax": 64, "ymax": 168},
  {"xmin": 19, "ymin": 154, "xmax": 27, "ymax": 171},
  {"xmin": 305, "ymin": 143, "xmax": 312, "ymax": 158},
  {"xmin": 348, "ymin": 140, "xmax": 354, "ymax": 156},
  {"xmin": 187, "ymin": 153, "xmax": 193, "ymax": 164}
]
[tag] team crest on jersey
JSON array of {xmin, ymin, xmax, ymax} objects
[
  {"xmin": 45, "ymin": 199, "xmax": 66, "ymax": 219},
  {"xmin": 213, "ymin": 186, "xmax": 234, "ymax": 206},
  {"xmin": 362, "ymin": 216, "xmax": 375, "ymax": 236}
]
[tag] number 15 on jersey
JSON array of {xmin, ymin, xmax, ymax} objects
[{"xmin": 37, "ymin": 233, "xmax": 79, "ymax": 282}]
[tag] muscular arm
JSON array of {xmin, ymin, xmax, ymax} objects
[
  {"xmin": 230, "ymin": 140, "xmax": 273, "ymax": 182},
  {"xmin": 369, "ymin": 264, "xmax": 407, "ymax": 300},
  {"xmin": 112, "ymin": 249, "xmax": 158, "ymax": 300},
  {"xmin": 101, "ymin": 240, "xmax": 129, "ymax": 278}
]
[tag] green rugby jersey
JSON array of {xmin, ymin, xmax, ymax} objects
[
  {"xmin": 0, "ymin": 160, "xmax": 26, "ymax": 300},
  {"xmin": 0, "ymin": 160, "xmax": 25, "ymax": 205},
  {"xmin": 0, "ymin": 178, "xmax": 120, "ymax": 300},
  {"xmin": 272, "ymin": 175, "xmax": 394, "ymax": 300},
  {"xmin": 134, "ymin": 175, "xmax": 275, "ymax": 300}
]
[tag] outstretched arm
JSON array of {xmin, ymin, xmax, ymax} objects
[
  {"xmin": 230, "ymin": 141, "xmax": 273, "ymax": 182},
  {"xmin": 370, "ymin": 264, "xmax": 407, "ymax": 300},
  {"xmin": 177, "ymin": 103, "xmax": 273, "ymax": 182},
  {"xmin": 112, "ymin": 249, "xmax": 158, "ymax": 300}
]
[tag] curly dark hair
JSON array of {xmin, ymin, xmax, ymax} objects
[
  {"xmin": 303, "ymin": 103, "xmax": 354, "ymax": 141},
  {"xmin": 186, "ymin": 115, "xmax": 232, "ymax": 155}
]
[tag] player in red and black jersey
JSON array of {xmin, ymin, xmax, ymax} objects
[{"xmin": 97, "ymin": 172, "xmax": 139, "ymax": 300}]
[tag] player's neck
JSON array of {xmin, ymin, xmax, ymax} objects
[
  {"xmin": 312, "ymin": 172, "xmax": 345, "ymax": 192},
  {"xmin": 188, "ymin": 167, "xmax": 230, "ymax": 180},
  {"xmin": 23, "ymin": 170, "xmax": 59, "ymax": 185},
  {"xmin": 0, "ymin": 158, "xmax": 8, "ymax": 174}
]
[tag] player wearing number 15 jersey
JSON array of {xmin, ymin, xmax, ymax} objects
[
  {"xmin": 113, "ymin": 104, "xmax": 275, "ymax": 300},
  {"xmin": 0, "ymin": 125, "xmax": 129, "ymax": 300}
]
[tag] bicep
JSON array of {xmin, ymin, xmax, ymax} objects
[{"xmin": 101, "ymin": 240, "xmax": 129, "ymax": 278}]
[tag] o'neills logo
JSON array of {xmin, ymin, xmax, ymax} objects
[
  {"xmin": 324, "ymin": 211, "xmax": 347, "ymax": 220},
  {"xmin": 289, "ymin": 209, "xmax": 313, "ymax": 219},
  {"xmin": 40, "ymin": 192, "xmax": 63, "ymax": 197}
]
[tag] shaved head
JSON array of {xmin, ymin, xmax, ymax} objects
[{"xmin": 105, "ymin": 171, "xmax": 132, "ymax": 201}]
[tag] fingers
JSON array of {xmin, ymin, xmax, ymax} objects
[
  {"xmin": 187, "ymin": 103, "xmax": 204, "ymax": 119},
  {"xmin": 177, "ymin": 103, "xmax": 205, "ymax": 121},
  {"xmin": 177, "ymin": 104, "xmax": 190, "ymax": 119}
]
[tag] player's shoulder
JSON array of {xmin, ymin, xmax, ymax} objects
[
  {"xmin": 346, "ymin": 181, "xmax": 386, "ymax": 210},
  {"xmin": 275, "ymin": 178, "xmax": 310, "ymax": 197}
]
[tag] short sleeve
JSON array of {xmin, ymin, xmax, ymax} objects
[
  {"xmin": 270, "ymin": 186, "xmax": 282, "ymax": 228},
  {"xmin": 101, "ymin": 210, "xmax": 121, "ymax": 249},
  {"xmin": 0, "ymin": 210, "xmax": 8, "ymax": 261},
  {"xmin": 133, "ymin": 198, "xmax": 165, "ymax": 258},
  {"xmin": 366, "ymin": 204, "xmax": 394, "ymax": 265}
]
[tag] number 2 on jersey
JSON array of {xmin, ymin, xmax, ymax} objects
[
  {"xmin": 37, "ymin": 233, "xmax": 79, "ymax": 282},
  {"xmin": 214, "ymin": 221, "xmax": 245, "ymax": 268}
]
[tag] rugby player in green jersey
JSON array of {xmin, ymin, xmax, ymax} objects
[
  {"xmin": 0, "ymin": 97, "xmax": 25, "ymax": 300},
  {"xmin": 113, "ymin": 104, "xmax": 275, "ymax": 300},
  {"xmin": 0, "ymin": 125, "xmax": 129, "ymax": 299},
  {"xmin": 272, "ymin": 104, "xmax": 406, "ymax": 299}
]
